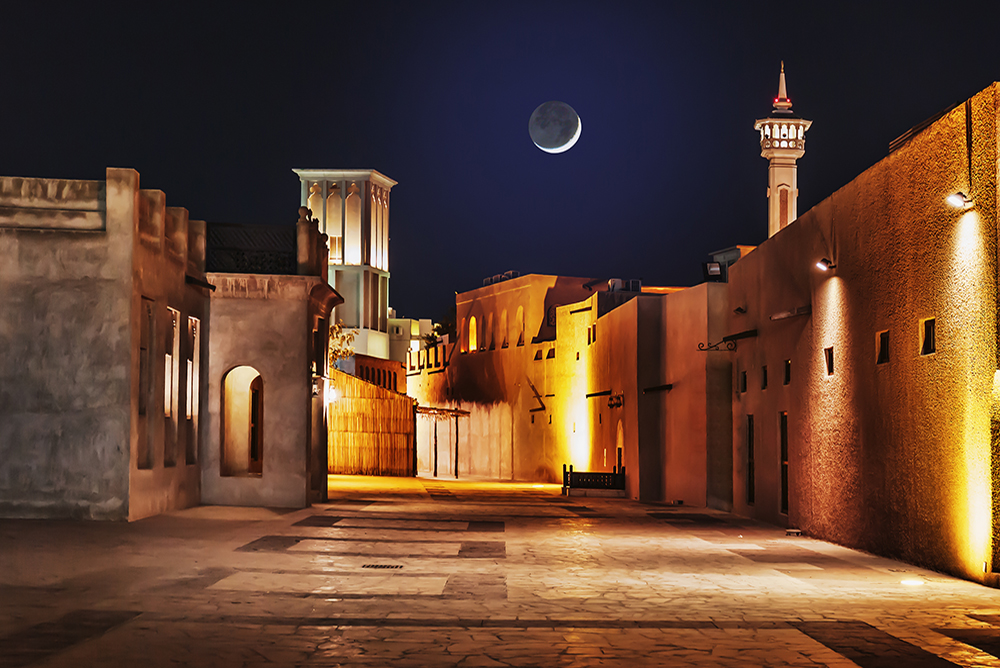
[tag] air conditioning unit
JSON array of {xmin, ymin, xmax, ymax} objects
[
  {"xmin": 483, "ymin": 277, "xmax": 493, "ymax": 286},
  {"xmin": 627, "ymin": 279, "xmax": 642, "ymax": 292},
  {"xmin": 608, "ymin": 278, "xmax": 623, "ymax": 292},
  {"xmin": 502, "ymin": 270, "xmax": 520, "ymax": 280}
]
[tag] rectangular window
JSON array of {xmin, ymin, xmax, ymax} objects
[
  {"xmin": 824, "ymin": 347, "xmax": 834, "ymax": 375},
  {"xmin": 138, "ymin": 298, "xmax": 154, "ymax": 470},
  {"xmin": 876, "ymin": 330, "xmax": 889, "ymax": 365},
  {"xmin": 780, "ymin": 411, "xmax": 789, "ymax": 514},
  {"xmin": 783, "ymin": 359, "xmax": 791, "ymax": 385},
  {"xmin": 747, "ymin": 415, "xmax": 755, "ymax": 505},
  {"xmin": 739, "ymin": 370, "xmax": 747, "ymax": 393},
  {"xmin": 761, "ymin": 365, "xmax": 768, "ymax": 390},
  {"xmin": 186, "ymin": 316, "xmax": 200, "ymax": 465},
  {"xmin": 164, "ymin": 307, "xmax": 180, "ymax": 467},
  {"xmin": 920, "ymin": 318, "xmax": 936, "ymax": 355}
]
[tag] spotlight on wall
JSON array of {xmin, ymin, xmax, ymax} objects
[
  {"xmin": 702, "ymin": 262, "xmax": 724, "ymax": 282},
  {"xmin": 947, "ymin": 192, "xmax": 974, "ymax": 208},
  {"xmin": 816, "ymin": 258, "xmax": 836, "ymax": 271}
]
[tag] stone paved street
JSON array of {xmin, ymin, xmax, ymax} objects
[{"xmin": 3, "ymin": 476, "xmax": 1000, "ymax": 667}]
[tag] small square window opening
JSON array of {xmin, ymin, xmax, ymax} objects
[
  {"xmin": 920, "ymin": 318, "xmax": 936, "ymax": 356},
  {"xmin": 876, "ymin": 330, "xmax": 889, "ymax": 365}
]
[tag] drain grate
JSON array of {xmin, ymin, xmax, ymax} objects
[{"xmin": 362, "ymin": 564, "xmax": 403, "ymax": 569}]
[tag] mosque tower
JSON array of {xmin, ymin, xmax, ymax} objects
[{"xmin": 754, "ymin": 63, "xmax": 812, "ymax": 238}]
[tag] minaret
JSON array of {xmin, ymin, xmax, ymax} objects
[{"xmin": 754, "ymin": 63, "xmax": 812, "ymax": 238}]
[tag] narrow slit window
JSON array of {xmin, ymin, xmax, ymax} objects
[
  {"xmin": 747, "ymin": 415, "xmax": 755, "ymax": 505},
  {"xmin": 920, "ymin": 318, "xmax": 936, "ymax": 355},
  {"xmin": 783, "ymin": 359, "xmax": 791, "ymax": 385},
  {"xmin": 761, "ymin": 365, "xmax": 768, "ymax": 390},
  {"xmin": 780, "ymin": 411, "xmax": 789, "ymax": 514},
  {"xmin": 739, "ymin": 370, "xmax": 747, "ymax": 393},
  {"xmin": 824, "ymin": 347, "xmax": 834, "ymax": 375},
  {"xmin": 876, "ymin": 330, "xmax": 889, "ymax": 365}
]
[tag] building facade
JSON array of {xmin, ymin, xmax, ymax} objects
[
  {"xmin": 406, "ymin": 273, "xmax": 732, "ymax": 504},
  {"xmin": 0, "ymin": 168, "xmax": 211, "ymax": 520},
  {"xmin": 729, "ymin": 82, "xmax": 1000, "ymax": 584},
  {"xmin": 293, "ymin": 169, "xmax": 396, "ymax": 360}
]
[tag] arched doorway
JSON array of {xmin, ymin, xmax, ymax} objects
[{"xmin": 222, "ymin": 365, "xmax": 263, "ymax": 476}]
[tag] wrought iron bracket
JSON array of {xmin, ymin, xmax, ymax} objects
[{"xmin": 698, "ymin": 340, "xmax": 737, "ymax": 352}]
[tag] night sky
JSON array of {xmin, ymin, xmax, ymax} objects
[{"xmin": 4, "ymin": 2, "xmax": 1000, "ymax": 320}]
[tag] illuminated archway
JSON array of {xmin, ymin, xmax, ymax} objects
[
  {"xmin": 221, "ymin": 366, "xmax": 263, "ymax": 476},
  {"xmin": 469, "ymin": 316, "xmax": 478, "ymax": 352}
]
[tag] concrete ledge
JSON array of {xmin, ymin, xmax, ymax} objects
[{"xmin": 561, "ymin": 487, "xmax": 626, "ymax": 498}]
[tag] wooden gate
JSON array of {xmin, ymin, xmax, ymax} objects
[{"xmin": 327, "ymin": 369, "xmax": 416, "ymax": 476}]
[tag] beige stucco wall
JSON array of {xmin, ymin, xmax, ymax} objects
[
  {"xmin": 0, "ymin": 168, "xmax": 209, "ymax": 521},
  {"xmin": 728, "ymin": 83, "xmax": 999, "ymax": 582},
  {"xmin": 127, "ymin": 181, "xmax": 208, "ymax": 521},
  {"xmin": 0, "ymin": 172, "xmax": 132, "ymax": 519},
  {"xmin": 203, "ymin": 274, "xmax": 320, "ymax": 508}
]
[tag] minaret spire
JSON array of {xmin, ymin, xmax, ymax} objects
[
  {"xmin": 774, "ymin": 61, "xmax": 792, "ymax": 111},
  {"xmin": 754, "ymin": 63, "xmax": 812, "ymax": 238}
]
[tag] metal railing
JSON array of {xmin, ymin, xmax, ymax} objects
[{"xmin": 562, "ymin": 464, "xmax": 625, "ymax": 490}]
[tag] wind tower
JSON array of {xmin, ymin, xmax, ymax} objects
[
  {"xmin": 754, "ymin": 63, "xmax": 812, "ymax": 238},
  {"xmin": 292, "ymin": 169, "xmax": 396, "ymax": 359}
]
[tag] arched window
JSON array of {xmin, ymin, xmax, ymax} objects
[
  {"xmin": 764, "ymin": 125, "xmax": 771, "ymax": 138},
  {"xmin": 797, "ymin": 126, "xmax": 804, "ymax": 140},
  {"xmin": 500, "ymin": 309, "xmax": 508, "ymax": 348},
  {"xmin": 469, "ymin": 315, "xmax": 478, "ymax": 352},
  {"xmin": 326, "ymin": 184, "xmax": 342, "ymax": 263},
  {"xmin": 460, "ymin": 318, "xmax": 467, "ymax": 353},
  {"xmin": 516, "ymin": 306, "xmax": 525, "ymax": 346},
  {"xmin": 344, "ymin": 183, "xmax": 362, "ymax": 265},
  {"xmin": 370, "ymin": 189, "xmax": 379, "ymax": 267},
  {"xmin": 221, "ymin": 366, "xmax": 263, "ymax": 477},
  {"xmin": 487, "ymin": 313, "xmax": 494, "ymax": 350}
]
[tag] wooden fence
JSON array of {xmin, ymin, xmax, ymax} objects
[{"xmin": 327, "ymin": 369, "xmax": 416, "ymax": 476}]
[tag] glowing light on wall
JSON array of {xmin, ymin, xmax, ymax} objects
[{"xmin": 951, "ymin": 210, "xmax": 991, "ymax": 578}]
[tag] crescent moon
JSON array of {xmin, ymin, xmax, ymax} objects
[{"xmin": 536, "ymin": 116, "xmax": 581, "ymax": 154}]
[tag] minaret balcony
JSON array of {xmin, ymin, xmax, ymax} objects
[{"xmin": 761, "ymin": 139, "xmax": 805, "ymax": 150}]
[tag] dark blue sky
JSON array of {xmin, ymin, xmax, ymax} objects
[{"xmin": 4, "ymin": 2, "xmax": 1000, "ymax": 319}]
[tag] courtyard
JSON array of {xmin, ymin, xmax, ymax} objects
[{"xmin": 2, "ymin": 477, "xmax": 1000, "ymax": 667}]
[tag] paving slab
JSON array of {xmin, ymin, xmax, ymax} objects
[{"xmin": 2, "ymin": 475, "xmax": 1000, "ymax": 666}]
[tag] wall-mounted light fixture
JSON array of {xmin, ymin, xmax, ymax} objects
[
  {"xmin": 947, "ymin": 192, "xmax": 975, "ymax": 209},
  {"xmin": 816, "ymin": 258, "xmax": 836, "ymax": 271}
]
